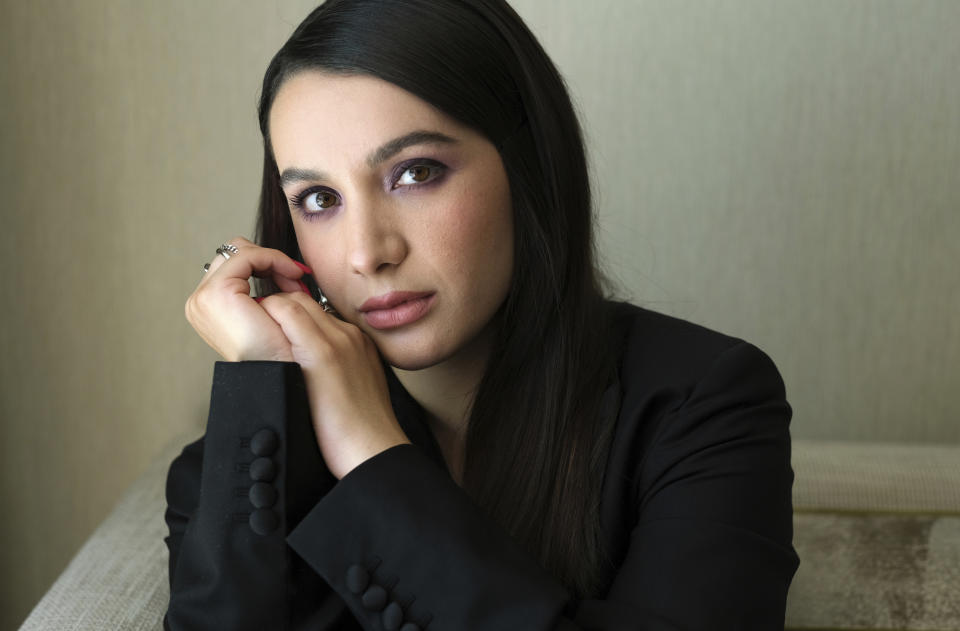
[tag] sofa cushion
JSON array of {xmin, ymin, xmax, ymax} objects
[
  {"xmin": 787, "ymin": 439, "xmax": 960, "ymax": 630},
  {"xmin": 16, "ymin": 434, "xmax": 192, "ymax": 631}
]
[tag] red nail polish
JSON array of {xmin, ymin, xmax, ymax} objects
[
  {"xmin": 293, "ymin": 261, "xmax": 313, "ymax": 274},
  {"xmin": 254, "ymin": 297, "xmax": 265, "ymax": 303}
]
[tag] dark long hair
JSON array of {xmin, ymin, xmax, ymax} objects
[{"xmin": 255, "ymin": 0, "xmax": 618, "ymax": 598}]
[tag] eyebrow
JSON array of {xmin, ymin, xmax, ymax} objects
[{"xmin": 278, "ymin": 130, "xmax": 458, "ymax": 188}]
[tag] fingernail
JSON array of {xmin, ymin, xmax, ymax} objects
[
  {"xmin": 254, "ymin": 297, "xmax": 265, "ymax": 303},
  {"xmin": 293, "ymin": 261, "xmax": 313, "ymax": 274},
  {"xmin": 298, "ymin": 280, "xmax": 311, "ymax": 294}
]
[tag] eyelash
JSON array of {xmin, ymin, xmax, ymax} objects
[{"xmin": 288, "ymin": 158, "xmax": 447, "ymax": 221}]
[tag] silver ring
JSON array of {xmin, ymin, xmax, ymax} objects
[
  {"xmin": 318, "ymin": 289, "xmax": 337, "ymax": 314},
  {"xmin": 216, "ymin": 243, "xmax": 239, "ymax": 260},
  {"xmin": 202, "ymin": 263, "xmax": 211, "ymax": 274}
]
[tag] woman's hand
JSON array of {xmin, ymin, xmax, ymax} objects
[
  {"xmin": 258, "ymin": 291, "xmax": 411, "ymax": 479},
  {"xmin": 186, "ymin": 237, "xmax": 410, "ymax": 478},
  {"xmin": 185, "ymin": 236, "xmax": 310, "ymax": 362}
]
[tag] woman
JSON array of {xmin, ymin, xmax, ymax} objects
[{"xmin": 165, "ymin": 0, "xmax": 799, "ymax": 629}]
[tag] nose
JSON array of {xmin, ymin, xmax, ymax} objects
[{"xmin": 346, "ymin": 199, "xmax": 408, "ymax": 276}]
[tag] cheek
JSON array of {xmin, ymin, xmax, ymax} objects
[
  {"xmin": 435, "ymin": 181, "xmax": 514, "ymax": 282},
  {"xmin": 292, "ymin": 224, "xmax": 340, "ymax": 289}
]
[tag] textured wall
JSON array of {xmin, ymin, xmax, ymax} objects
[
  {"xmin": 1, "ymin": 1, "xmax": 957, "ymax": 628},
  {"xmin": 0, "ymin": 3, "xmax": 318, "ymax": 628},
  {"xmin": 508, "ymin": 0, "xmax": 960, "ymax": 445}
]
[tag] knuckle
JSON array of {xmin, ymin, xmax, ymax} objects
[
  {"xmin": 346, "ymin": 325, "xmax": 365, "ymax": 344},
  {"xmin": 193, "ymin": 285, "xmax": 212, "ymax": 305},
  {"xmin": 193, "ymin": 287, "xmax": 222, "ymax": 316},
  {"xmin": 259, "ymin": 294, "xmax": 281, "ymax": 309},
  {"xmin": 281, "ymin": 299, "xmax": 305, "ymax": 316},
  {"xmin": 265, "ymin": 295, "xmax": 302, "ymax": 318},
  {"xmin": 315, "ymin": 339, "xmax": 337, "ymax": 361}
]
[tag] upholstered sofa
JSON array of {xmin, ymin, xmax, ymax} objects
[{"xmin": 18, "ymin": 436, "xmax": 960, "ymax": 630}]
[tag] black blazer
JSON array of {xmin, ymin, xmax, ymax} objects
[{"xmin": 163, "ymin": 301, "xmax": 799, "ymax": 630}]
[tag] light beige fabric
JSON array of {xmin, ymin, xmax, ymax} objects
[
  {"xmin": 787, "ymin": 439, "xmax": 960, "ymax": 631},
  {"xmin": 17, "ymin": 436, "xmax": 195, "ymax": 631},
  {"xmin": 793, "ymin": 439, "xmax": 960, "ymax": 513},
  {"xmin": 788, "ymin": 514, "xmax": 960, "ymax": 630}
]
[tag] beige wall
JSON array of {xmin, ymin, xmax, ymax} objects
[
  {"xmin": 511, "ymin": 0, "xmax": 960, "ymax": 445},
  {"xmin": 1, "ymin": 1, "xmax": 957, "ymax": 628}
]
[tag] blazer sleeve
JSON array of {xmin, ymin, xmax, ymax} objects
[
  {"xmin": 284, "ymin": 341, "xmax": 799, "ymax": 630},
  {"xmin": 163, "ymin": 361, "xmax": 341, "ymax": 631}
]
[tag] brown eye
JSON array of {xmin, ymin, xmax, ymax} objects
[
  {"xmin": 317, "ymin": 191, "xmax": 338, "ymax": 208},
  {"xmin": 396, "ymin": 163, "xmax": 444, "ymax": 187},
  {"xmin": 408, "ymin": 166, "xmax": 430, "ymax": 182},
  {"xmin": 300, "ymin": 190, "xmax": 339, "ymax": 212}
]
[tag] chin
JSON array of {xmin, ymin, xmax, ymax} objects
[
  {"xmin": 384, "ymin": 357, "xmax": 440, "ymax": 372},
  {"xmin": 364, "ymin": 310, "xmax": 498, "ymax": 373},
  {"xmin": 377, "ymin": 344, "xmax": 449, "ymax": 372}
]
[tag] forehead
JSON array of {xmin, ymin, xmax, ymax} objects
[{"xmin": 268, "ymin": 72, "xmax": 463, "ymax": 167}]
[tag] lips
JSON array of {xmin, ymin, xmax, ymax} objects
[
  {"xmin": 359, "ymin": 291, "xmax": 436, "ymax": 330},
  {"xmin": 359, "ymin": 291, "xmax": 434, "ymax": 312}
]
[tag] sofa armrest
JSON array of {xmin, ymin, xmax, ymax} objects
[
  {"xmin": 18, "ymin": 432, "xmax": 200, "ymax": 631},
  {"xmin": 787, "ymin": 439, "xmax": 960, "ymax": 630}
]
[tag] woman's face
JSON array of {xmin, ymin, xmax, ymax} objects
[{"xmin": 268, "ymin": 72, "xmax": 514, "ymax": 371}]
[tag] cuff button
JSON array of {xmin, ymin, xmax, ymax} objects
[
  {"xmin": 249, "ymin": 457, "xmax": 276, "ymax": 482},
  {"xmin": 248, "ymin": 482, "xmax": 277, "ymax": 508},
  {"xmin": 382, "ymin": 601, "xmax": 403, "ymax": 630},
  {"xmin": 248, "ymin": 508, "xmax": 279, "ymax": 535},
  {"xmin": 361, "ymin": 584, "xmax": 388, "ymax": 611},
  {"xmin": 346, "ymin": 564, "xmax": 370, "ymax": 594},
  {"xmin": 250, "ymin": 428, "xmax": 279, "ymax": 456}
]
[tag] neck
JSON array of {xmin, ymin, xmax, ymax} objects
[{"xmin": 391, "ymin": 326, "xmax": 494, "ymax": 479}]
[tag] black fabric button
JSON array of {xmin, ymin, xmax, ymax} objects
[
  {"xmin": 248, "ymin": 482, "xmax": 277, "ymax": 508},
  {"xmin": 250, "ymin": 428, "xmax": 279, "ymax": 456},
  {"xmin": 361, "ymin": 584, "xmax": 388, "ymax": 611},
  {"xmin": 346, "ymin": 564, "xmax": 369, "ymax": 595},
  {"xmin": 249, "ymin": 508, "xmax": 279, "ymax": 535},
  {"xmin": 249, "ymin": 457, "xmax": 276, "ymax": 482},
  {"xmin": 382, "ymin": 602, "xmax": 403, "ymax": 630},
  {"xmin": 399, "ymin": 623, "xmax": 421, "ymax": 631}
]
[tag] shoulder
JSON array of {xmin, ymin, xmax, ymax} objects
[
  {"xmin": 598, "ymin": 302, "xmax": 794, "ymax": 560},
  {"xmin": 595, "ymin": 303, "xmax": 798, "ymax": 618},
  {"xmin": 601, "ymin": 299, "xmax": 792, "ymax": 499},
  {"xmin": 609, "ymin": 300, "xmax": 747, "ymax": 377},
  {"xmin": 605, "ymin": 300, "xmax": 785, "ymax": 405}
]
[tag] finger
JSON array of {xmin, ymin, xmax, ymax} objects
[
  {"xmin": 282, "ymin": 289, "xmax": 338, "ymax": 328},
  {"xmin": 199, "ymin": 238, "xmax": 306, "ymax": 290},
  {"xmin": 251, "ymin": 271, "xmax": 304, "ymax": 295},
  {"xmin": 258, "ymin": 294, "xmax": 333, "ymax": 356},
  {"xmin": 271, "ymin": 293, "xmax": 382, "ymax": 373},
  {"xmin": 284, "ymin": 291, "xmax": 372, "ymax": 358},
  {"xmin": 249, "ymin": 267, "xmax": 312, "ymax": 295},
  {"xmin": 227, "ymin": 237, "xmax": 314, "ymax": 287},
  {"xmin": 199, "ymin": 249, "xmax": 228, "ymax": 279},
  {"xmin": 261, "ymin": 291, "xmax": 352, "ymax": 340},
  {"xmin": 197, "ymin": 236, "xmax": 253, "ymax": 286}
]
